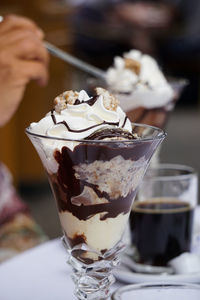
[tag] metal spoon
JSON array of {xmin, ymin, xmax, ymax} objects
[{"xmin": 44, "ymin": 41, "xmax": 106, "ymax": 79}]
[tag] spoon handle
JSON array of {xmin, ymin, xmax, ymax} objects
[{"xmin": 44, "ymin": 41, "xmax": 105, "ymax": 80}]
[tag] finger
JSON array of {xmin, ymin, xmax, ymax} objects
[
  {"xmin": 16, "ymin": 60, "xmax": 49, "ymax": 86},
  {"xmin": 0, "ymin": 28, "xmax": 45, "ymax": 51},
  {"xmin": 0, "ymin": 14, "xmax": 44, "ymax": 39},
  {"xmin": 7, "ymin": 36, "xmax": 49, "ymax": 66}
]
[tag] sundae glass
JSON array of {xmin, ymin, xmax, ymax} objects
[{"xmin": 26, "ymin": 88, "xmax": 165, "ymax": 299}]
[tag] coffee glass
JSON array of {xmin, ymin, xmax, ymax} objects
[{"xmin": 129, "ymin": 164, "xmax": 198, "ymax": 267}]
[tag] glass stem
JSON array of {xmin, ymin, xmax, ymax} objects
[
  {"xmin": 62, "ymin": 237, "xmax": 124, "ymax": 300},
  {"xmin": 69, "ymin": 255, "xmax": 116, "ymax": 300}
]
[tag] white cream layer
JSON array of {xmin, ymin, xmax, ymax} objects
[{"xmin": 59, "ymin": 211, "xmax": 129, "ymax": 253}]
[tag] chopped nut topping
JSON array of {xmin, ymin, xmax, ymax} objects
[
  {"xmin": 54, "ymin": 90, "xmax": 79, "ymax": 112},
  {"xmin": 133, "ymin": 133, "xmax": 139, "ymax": 139},
  {"xmin": 95, "ymin": 87, "xmax": 119, "ymax": 111},
  {"xmin": 54, "ymin": 88, "xmax": 120, "ymax": 112},
  {"xmin": 125, "ymin": 58, "xmax": 141, "ymax": 75}
]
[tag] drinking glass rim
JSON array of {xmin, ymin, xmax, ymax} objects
[
  {"xmin": 112, "ymin": 281, "xmax": 200, "ymax": 299},
  {"xmin": 25, "ymin": 123, "xmax": 166, "ymax": 144},
  {"xmin": 143, "ymin": 163, "xmax": 197, "ymax": 181}
]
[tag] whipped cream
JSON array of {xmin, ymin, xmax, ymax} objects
[
  {"xmin": 30, "ymin": 89, "xmax": 132, "ymax": 143},
  {"xmin": 106, "ymin": 50, "xmax": 174, "ymax": 111},
  {"xmin": 29, "ymin": 88, "xmax": 133, "ymax": 173}
]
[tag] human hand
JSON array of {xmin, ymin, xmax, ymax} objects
[{"xmin": 0, "ymin": 15, "xmax": 49, "ymax": 127}]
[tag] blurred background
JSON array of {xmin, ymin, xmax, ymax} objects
[{"xmin": 0, "ymin": 0, "xmax": 200, "ymax": 240}]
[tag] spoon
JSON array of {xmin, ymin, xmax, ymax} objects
[{"xmin": 44, "ymin": 41, "xmax": 106, "ymax": 80}]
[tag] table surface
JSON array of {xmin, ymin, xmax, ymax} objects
[
  {"xmin": 0, "ymin": 238, "xmax": 123, "ymax": 300},
  {"xmin": 1, "ymin": 207, "xmax": 200, "ymax": 300}
]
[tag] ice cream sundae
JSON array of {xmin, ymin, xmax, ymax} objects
[
  {"xmin": 106, "ymin": 49, "xmax": 176, "ymax": 128},
  {"xmin": 26, "ymin": 87, "xmax": 166, "ymax": 299},
  {"xmin": 27, "ymin": 88, "xmax": 164, "ymax": 264}
]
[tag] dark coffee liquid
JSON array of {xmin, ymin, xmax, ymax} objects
[{"xmin": 129, "ymin": 199, "xmax": 194, "ymax": 266}]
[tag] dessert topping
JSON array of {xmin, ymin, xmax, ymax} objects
[
  {"xmin": 124, "ymin": 58, "xmax": 141, "ymax": 75},
  {"xmin": 95, "ymin": 87, "xmax": 119, "ymax": 112}
]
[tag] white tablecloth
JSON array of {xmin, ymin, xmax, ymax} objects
[
  {"xmin": 0, "ymin": 238, "xmax": 123, "ymax": 300},
  {"xmin": 0, "ymin": 207, "xmax": 200, "ymax": 300}
]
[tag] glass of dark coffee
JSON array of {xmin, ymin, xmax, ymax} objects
[{"xmin": 129, "ymin": 164, "xmax": 198, "ymax": 267}]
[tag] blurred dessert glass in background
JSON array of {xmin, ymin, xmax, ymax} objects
[{"xmin": 106, "ymin": 49, "xmax": 187, "ymax": 129}]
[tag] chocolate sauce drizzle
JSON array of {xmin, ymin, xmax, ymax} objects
[
  {"xmin": 74, "ymin": 95, "xmax": 98, "ymax": 106},
  {"xmin": 59, "ymin": 120, "xmax": 120, "ymax": 133},
  {"xmin": 122, "ymin": 116, "xmax": 128, "ymax": 128},
  {"xmin": 48, "ymin": 139, "xmax": 160, "ymax": 222},
  {"xmin": 51, "ymin": 108, "xmax": 128, "ymax": 135},
  {"xmin": 51, "ymin": 110, "xmax": 57, "ymax": 124}
]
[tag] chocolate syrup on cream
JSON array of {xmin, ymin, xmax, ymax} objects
[
  {"xmin": 48, "ymin": 139, "xmax": 160, "ymax": 221},
  {"xmin": 74, "ymin": 95, "xmax": 98, "ymax": 106},
  {"xmin": 50, "ymin": 110, "xmax": 129, "ymax": 135},
  {"xmin": 50, "ymin": 95, "xmax": 129, "ymax": 136}
]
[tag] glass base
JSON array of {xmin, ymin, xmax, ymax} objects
[{"xmin": 62, "ymin": 237, "xmax": 125, "ymax": 300}]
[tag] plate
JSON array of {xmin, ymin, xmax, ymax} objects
[{"xmin": 114, "ymin": 265, "xmax": 200, "ymax": 284}]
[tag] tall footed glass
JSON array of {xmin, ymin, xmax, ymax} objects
[{"xmin": 26, "ymin": 124, "xmax": 165, "ymax": 300}]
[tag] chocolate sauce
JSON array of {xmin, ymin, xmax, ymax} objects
[
  {"xmin": 68, "ymin": 234, "xmax": 86, "ymax": 248},
  {"xmin": 51, "ymin": 94, "xmax": 129, "ymax": 137},
  {"xmin": 51, "ymin": 110, "xmax": 56, "ymax": 124},
  {"xmin": 74, "ymin": 95, "xmax": 98, "ymax": 106},
  {"xmin": 58, "ymin": 120, "xmax": 121, "ymax": 133},
  {"xmin": 48, "ymin": 140, "xmax": 160, "ymax": 221},
  {"xmin": 71, "ymin": 250, "xmax": 95, "ymax": 264},
  {"xmin": 68, "ymin": 233, "xmax": 104, "ymax": 264},
  {"xmin": 122, "ymin": 116, "xmax": 128, "ymax": 128}
]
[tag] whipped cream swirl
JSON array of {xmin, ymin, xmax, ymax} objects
[
  {"xmin": 106, "ymin": 50, "xmax": 174, "ymax": 110},
  {"xmin": 30, "ymin": 89, "xmax": 132, "ymax": 143}
]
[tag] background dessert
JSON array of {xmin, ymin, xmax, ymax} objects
[{"xmin": 106, "ymin": 49, "xmax": 185, "ymax": 129}]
